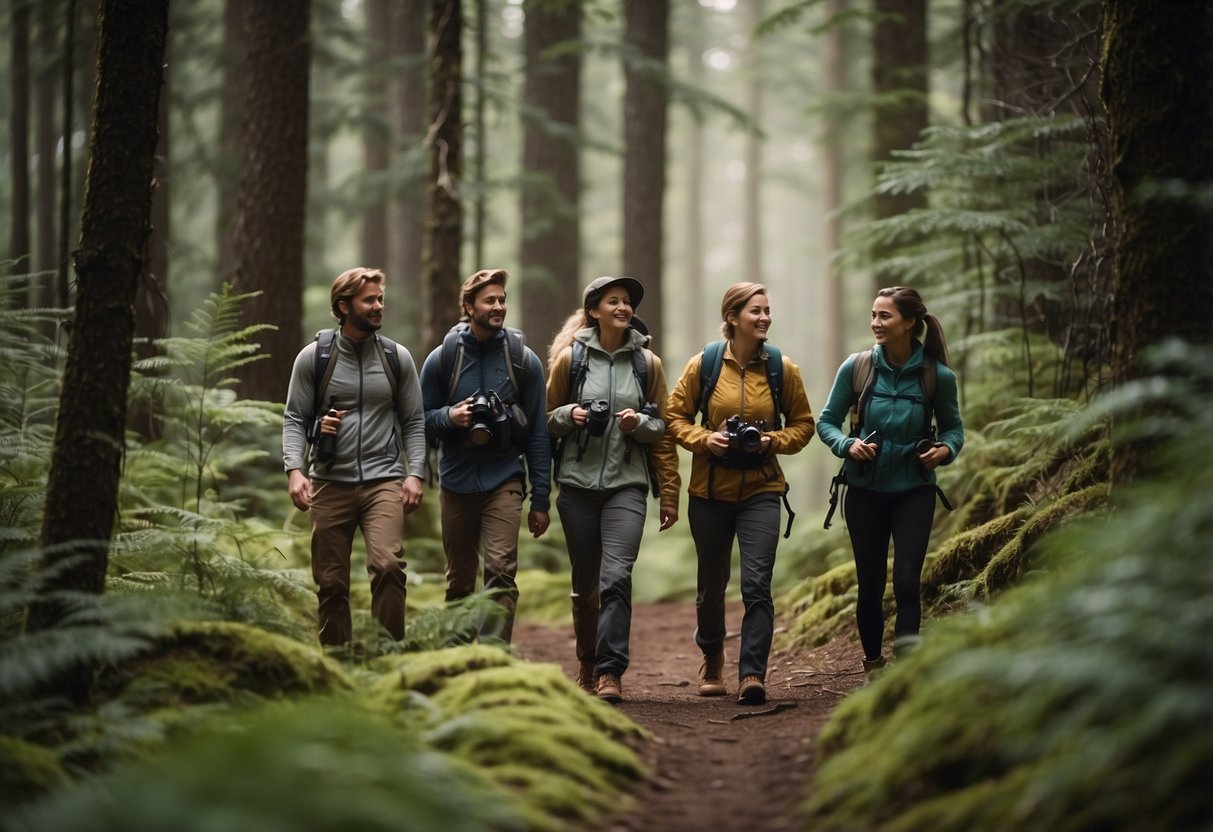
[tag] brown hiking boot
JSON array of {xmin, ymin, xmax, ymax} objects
[
  {"xmin": 575, "ymin": 660, "xmax": 596, "ymax": 693},
  {"xmin": 737, "ymin": 674, "xmax": 766, "ymax": 705},
  {"xmin": 595, "ymin": 672, "xmax": 623, "ymax": 703},
  {"xmin": 698, "ymin": 652, "xmax": 726, "ymax": 696}
]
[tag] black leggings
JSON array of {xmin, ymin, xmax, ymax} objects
[{"xmin": 844, "ymin": 485, "xmax": 937, "ymax": 661}]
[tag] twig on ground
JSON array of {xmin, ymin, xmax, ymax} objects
[{"xmin": 730, "ymin": 702, "xmax": 799, "ymax": 720}]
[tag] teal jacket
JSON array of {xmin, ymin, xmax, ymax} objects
[{"xmin": 816, "ymin": 341, "xmax": 964, "ymax": 493}]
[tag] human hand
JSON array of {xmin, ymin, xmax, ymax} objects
[
  {"xmin": 917, "ymin": 444, "xmax": 951, "ymax": 471},
  {"xmin": 528, "ymin": 510, "xmax": 550, "ymax": 538},
  {"xmin": 706, "ymin": 431, "xmax": 730, "ymax": 457},
  {"xmin": 319, "ymin": 409, "xmax": 348, "ymax": 435},
  {"xmin": 659, "ymin": 504, "xmax": 679, "ymax": 531},
  {"xmin": 401, "ymin": 476, "xmax": 424, "ymax": 514},
  {"xmin": 448, "ymin": 399, "xmax": 473, "ymax": 429},
  {"xmin": 616, "ymin": 408, "xmax": 639, "ymax": 434},
  {"xmin": 570, "ymin": 405, "xmax": 588, "ymax": 427},
  {"xmin": 847, "ymin": 431, "xmax": 880, "ymax": 463},
  {"xmin": 287, "ymin": 469, "xmax": 312, "ymax": 512}
]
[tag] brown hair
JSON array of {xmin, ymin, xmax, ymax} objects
[
  {"xmin": 877, "ymin": 286, "xmax": 950, "ymax": 366},
  {"xmin": 719, "ymin": 282, "xmax": 769, "ymax": 340},
  {"xmin": 330, "ymin": 267, "xmax": 385, "ymax": 324},
  {"xmin": 459, "ymin": 268, "xmax": 509, "ymax": 321}
]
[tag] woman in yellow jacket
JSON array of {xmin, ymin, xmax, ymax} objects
[{"xmin": 665, "ymin": 282, "xmax": 815, "ymax": 705}]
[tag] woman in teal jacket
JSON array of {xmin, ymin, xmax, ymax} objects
[{"xmin": 817, "ymin": 286, "xmax": 964, "ymax": 677}]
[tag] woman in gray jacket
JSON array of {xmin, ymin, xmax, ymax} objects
[{"xmin": 546, "ymin": 276, "xmax": 679, "ymax": 703}]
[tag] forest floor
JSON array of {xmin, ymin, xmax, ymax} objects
[{"xmin": 513, "ymin": 601, "xmax": 866, "ymax": 832}]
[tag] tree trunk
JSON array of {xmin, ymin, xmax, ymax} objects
[
  {"xmin": 27, "ymin": 0, "xmax": 168, "ymax": 644},
  {"xmin": 421, "ymin": 0, "xmax": 462, "ymax": 353},
  {"xmin": 9, "ymin": 0, "xmax": 32, "ymax": 290},
  {"xmin": 822, "ymin": 0, "xmax": 848, "ymax": 367},
  {"xmin": 622, "ymin": 0, "xmax": 669, "ymax": 350},
  {"xmin": 35, "ymin": 0, "xmax": 58, "ymax": 310},
  {"xmin": 743, "ymin": 0, "xmax": 765, "ymax": 287},
  {"xmin": 472, "ymin": 0, "xmax": 487, "ymax": 269},
  {"xmin": 215, "ymin": 0, "xmax": 245, "ymax": 287},
  {"xmin": 231, "ymin": 1, "xmax": 310, "ymax": 403},
  {"xmin": 520, "ymin": 0, "xmax": 582, "ymax": 351},
  {"xmin": 56, "ymin": 0, "xmax": 78, "ymax": 309},
  {"xmin": 1102, "ymin": 0, "xmax": 1213, "ymax": 482},
  {"xmin": 682, "ymin": 0, "xmax": 705, "ymax": 355},
  {"xmin": 387, "ymin": 0, "xmax": 426, "ymax": 343},
  {"xmin": 870, "ymin": 0, "xmax": 928, "ymax": 291},
  {"xmin": 362, "ymin": 0, "xmax": 391, "ymax": 271}
]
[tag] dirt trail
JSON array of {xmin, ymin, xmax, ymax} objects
[{"xmin": 513, "ymin": 601, "xmax": 864, "ymax": 832}]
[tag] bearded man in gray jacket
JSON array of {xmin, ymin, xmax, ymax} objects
[{"xmin": 282, "ymin": 267, "xmax": 426, "ymax": 646}]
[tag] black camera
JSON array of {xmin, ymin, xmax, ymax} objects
[
  {"xmin": 312, "ymin": 396, "xmax": 338, "ymax": 466},
  {"xmin": 639, "ymin": 401, "xmax": 659, "ymax": 418},
  {"xmin": 468, "ymin": 390, "xmax": 510, "ymax": 449},
  {"xmin": 583, "ymin": 399, "xmax": 611, "ymax": 438},
  {"xmin": 915, "ymin": 428, "xmax": 941, "ymax": 458},
  {"xmin": 724, "ymin": 415, "xmax": 766, "ymax": 454}
]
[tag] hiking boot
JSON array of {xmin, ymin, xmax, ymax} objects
[
  {"xmin": 575, "ymin": 660, "xmax": 596, "ymax": 694},
  {"xmin": 862, "ymin": 655, "xmax": 887, "ymax": 684},
  {"xmin": 737, "ymin": 674, "xmax": 766, "ymax": 705},
  {"xmin": 595, "ymin": 672, "xmax": 623, "ymax": 703},
  {"xmin": 698, "ymin": 652, "xmax": 726, "ymax": 697}
]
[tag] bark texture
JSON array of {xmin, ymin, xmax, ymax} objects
[
  {"xmin": 231, "ymin": 1, "xmax": 310, "ymax": 403},
  {"xmin": 520, "ymin": 0, "xmax": 582, "ymax": 350},
  {"xmin": 421, "ymin": 0, "xmax": 463, "ymax": 353},
  {"xmin": 28, "ymin": 0, "xmax": 168, "ymax": 633},
  {"xmin": 622, "ymin": 0, "xmax": 669, "ymax": 350}
]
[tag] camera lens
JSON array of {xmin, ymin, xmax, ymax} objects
[
  {"xmin": 468, "ymin": 394, "xmax": 493, "ymax": 446},
  {"xmin": 585, "ymin": 399, "xmax": 611, "ymax": 437},
  {"xmin": 915, "ymin": 438, "xmax": 936, "ymax": 455},
  {"xmin": 738, "ymin": 424, "xmax": 763, "ymax": 453}
]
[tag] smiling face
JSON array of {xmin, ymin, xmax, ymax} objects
[
  {"xmin": 589, "ymin": 287, "xmax": 634, "ymax": 336},
  {"xmin": 728, "ymin": 293, "xmax": 771, "ymax": 342},
  {"xmin": 466, "ymin": 283, "xmax": 507, "ymax": 338},
  {"xmin": 871, "ymin": 295, "xmax": 915, "ymax": 348},
  {"xmin": 341, "ymin": 281, "xmax": 384, "ymax": 337}
]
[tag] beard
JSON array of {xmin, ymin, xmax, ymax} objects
[
  {"xmin": 472, "ymin": 308, "xmax": 505, "ymax": 332},
  {"xmin": 348, "ymin": 309, "xmax": 382, "ymax": 333}
]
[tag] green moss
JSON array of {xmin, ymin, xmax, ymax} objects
[
  {"xmin": 777, "ymin": 563, "xmax": 859, "ymax": 649},
  {"xmin": 974, "ymin": 484, "xmax": 1108, "ymax": 598},
  {"xmin": 362, "ymin": 645, "xmax": 648, "ymax": 829},
  {"xmin": 100, "ymin": 620, "xmax": 352, "ymax": 709},
  {"xmin": 516, "ymin": 568, "xmax": 575, "ymax": 625},
  {"xmin": 0, "ymin": 735, "xmax": 67, "ymax": 803}
]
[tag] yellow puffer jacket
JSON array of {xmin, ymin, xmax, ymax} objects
[{"xmin": 665, "ymin": 342, "xmax": 815, "ymax": 503}]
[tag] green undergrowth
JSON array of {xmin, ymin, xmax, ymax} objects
[
  {"xmin": 776, "ymin": 397, "xmax": 1111, "ymax": 651},
  {"xmin": 802, "ymin": 509, "xmax": 1212, "ymax": 831},
  {"xmin": 7, "ymin": 641, "xmax": 649, "ymax": 832},
  {"xmin": 365, "ymin": 645, "xmax": 649, "ymax": 831},
  {"xmin": 801, "ymin": 344, "xmax": 1213, "ymax": 830}
]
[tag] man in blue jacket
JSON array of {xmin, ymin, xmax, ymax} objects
[
  {"xmin": 419, "ymin": 269, "xmax": 551, "ymax": 643},
  {"xmin": 283, "ymin": 267, "xmax": 427, "ymax": 646}
]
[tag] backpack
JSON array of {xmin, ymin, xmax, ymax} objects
[
  {"xmin": 439, "ymin": 322, "xmax": 529, "ymax": 405},
  {"xmin": 312, "ymin": 328, "xmax": 402, "ymax": 417},
  {"xmin": 696, "ymin": 341, "xmax": 796, "ymax": 538},
  {"xmin": 697, "ymin": 340, "xmax": 785, "ymax": 429},
  {"xmin": 556, "ymin": 339, "xmax": 660, "ymax": 498}
]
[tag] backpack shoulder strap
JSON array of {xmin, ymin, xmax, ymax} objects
[
  {"xmin": 848, "ymin": 348, "xmax": 876, "ymax": 437},
  {"xmin": 441, "ymin": 323, "xmax": 468, "ymax": 403},
  {"xmin": 631, "ymin": 347, "xmax": 651, "ymax": 405},
  {"xmin": 763, "ymin": 344, "xmax": 784, "ymax": 430},
  {"xmin": 374, "ymin": 334, "xmax": 402, "ymax": 408},
  {"xmin": 313, "ymin": 329, "xmax": 339, "ymax": 416},
  {"xmin": 567, "ymin": 339, "xmax": 590, "ymax": 403},
  {"xmin": 697, "ymin": 341, "xmax": 726, "ymax": 427},
  {"xmin": 919, "ymin": 356, "xmax": 937, "ymax": 431},
  {"xmin": 502, "ymin": 327, "xmax": 529, "ymax": 400}
]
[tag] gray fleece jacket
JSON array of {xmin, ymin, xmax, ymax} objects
[{"xmin": 282, "ymin": 330, "xmax": 427, "ymax": 482}]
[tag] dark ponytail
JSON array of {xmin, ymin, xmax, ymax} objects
[{"xmin": 877, "ymin": 286, "xmax": 950, "ymax": 367}]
